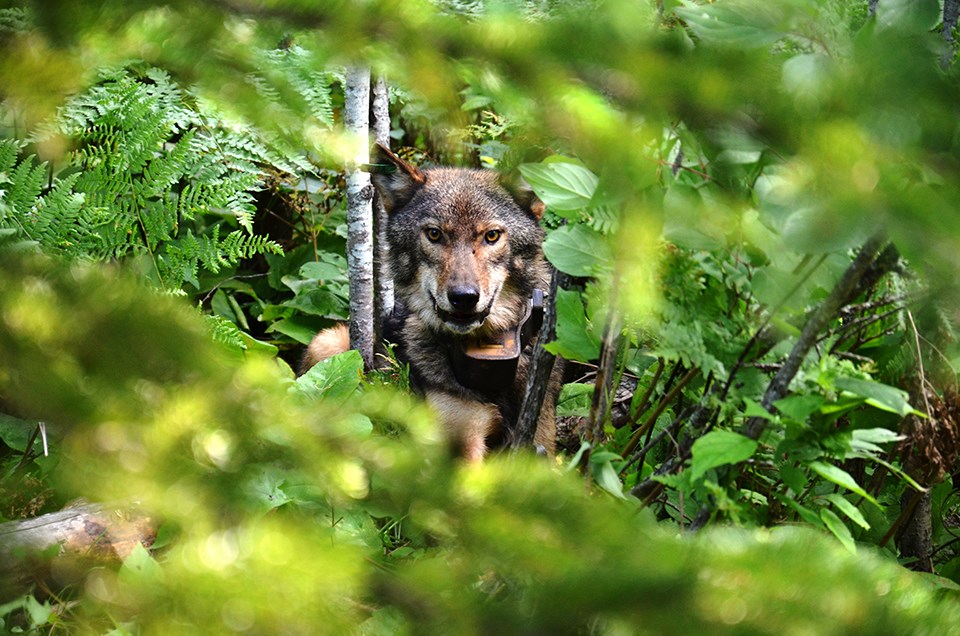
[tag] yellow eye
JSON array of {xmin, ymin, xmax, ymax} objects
[
  {"xmin": 484, "ymin": 229, "xmax": 502, "ymax": 244},
  {"xmin": 425, "ymin": 227, "xmax": 442, "ymax": 243}
]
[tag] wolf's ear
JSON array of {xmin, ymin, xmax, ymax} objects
[
  {"xmin": 502, "ymin": 177, "xmax": 546, "ymax": 221},
  {"xmin": 369, "ymin": 143, "xmax": 425, "ymax": 213}
]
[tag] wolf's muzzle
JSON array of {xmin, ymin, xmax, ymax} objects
[{"xmin": 447, "ymin": 285, "xmax": 481, "ymax": 312}]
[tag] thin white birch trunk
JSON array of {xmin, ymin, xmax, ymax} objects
[
  {"xmin": 343, "ymin": 66, "xmax": 375, "ymax": 369},
  {"xmin": 371, "ymin": 75, "xmax": 394, "ymax": 325}
]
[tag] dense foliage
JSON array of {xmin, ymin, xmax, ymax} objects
[{"xmin": 2, "ymin": 0, "xmax": 960, "ymax": 632}]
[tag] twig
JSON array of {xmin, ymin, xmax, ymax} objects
[{"xmin": 742, "ymin": 234, "xmax": 888, "ymax": 440}]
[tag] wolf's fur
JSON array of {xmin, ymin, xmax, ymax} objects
[{"xmin": 301, "ymin": 146, "xmax": 560, "ymax": 460}]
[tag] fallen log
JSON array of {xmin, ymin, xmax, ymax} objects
[{"xmin": 0, "ymin": 502, "xmax": 157, "ymax": 599}]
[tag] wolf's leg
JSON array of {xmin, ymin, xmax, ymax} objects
[
  {"xmin": 299, "ymin": 324, "xmax": 350, "ymax": 375},
  {"xmin": 425, "ymin": 391, "xmax": 501, "ymax": 462}
]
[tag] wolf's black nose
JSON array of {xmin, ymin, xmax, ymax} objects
[{"xmin": 448, "ymin": 286, "xmax": 480, "ymax": 312}]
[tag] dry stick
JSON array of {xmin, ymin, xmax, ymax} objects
[
  {"xmin": 622, "ymin": 367, "xmax": 698, "ymax": 457},
  {"xmin": 742, "ymin": 234, "xmax": 887, "ymax": 441},
  {"xmin": 511, "ymin": 268, "xmax": 563, "ymax": 449},
  {"xmin": 630, "ymin": 358, "xmax": 665, "ymax": 425}
]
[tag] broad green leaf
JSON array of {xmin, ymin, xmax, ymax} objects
[
  {"xmin": 519, "ymin": 160, "xmax": 598, "ymax": 213},
  {"xmin": 543, "ymin": 288, "xmax": 601, "ymax": 362},
  {"xmin": 823, "ymin": 493, "xmax": 870, "ymax": 531},
  {"xmin": 674, "ymin": 0, "xmax": 784, "ymax": 48},
  {"xmin": 820, "ymin": 508, "xmax": 856, "ymax": 554},
  {"xmin": 779, "ymin": 463, "xmax": 807, "ymax": 495},
  {"xmin": 284, "ymin": 288, "xmax": 350, "ymax": 319},
  {"xmin": 542, "ymin": 223, "xmax": 613, "ymax": 277},
  {"xmin": 773, "ymin": 394, "xmax": 825, "ymax": 422},
  {"xmin": 557, "ymin": 382, "xmax": 595, "ymax": 418},
  {"xmin": 291, "ymin": 349, "xmax": 364, "ymax": 401},
  {"xmin": 743, "ymin": 398, "xmax": 774, "ymax": 421},
  {"xmin": 267, "ymin": 316, "xmax": 327, "ymax": 344},
  {"xmin": 0, "ymin": 412, "xmax": 33, "ymax": 452},
  {"xmin": 689, "ymin": 430, "xmax": 758, "ymax": 482},
  {"xmin": 834, "ymin": 377, "xmax": 920, "ymax": 417},
  {"xmin": 299, "ymin": 253, "xmax": 348, "ymax": 282},
  {"xmin": 808, "ymin": 461, "xmax": 878, "ymax": 507},
  {"xmin": 876, "ymin": 0, "xmax": 941, "ymax": 32}
]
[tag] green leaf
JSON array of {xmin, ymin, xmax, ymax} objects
[
  {"xmin": 743, "ymin": 398, "xmax": 774, "ymax": 421},
  {"xmin": 775, "ymin": 492, "xmax": 822, "ymax": 527},
  {"xmin": 674, "ymin": 0, "xmax": 785, "ymax": 48},
  {"xmin": 850, "ymin": 427, "xmax": 905, "ymax": 455},
  {"xmin": 773, "ymin": 394, "xmax": 825, "ymax": 422},
  {"xmin": 0, "ymin": 412, "xmax": 33, "ymax": 452},
  {"xmin": 807, "ymin": 461, "xmax": 878, "ymax": 507},
  {"xmin": 834, "ymin": 377, "xmax": 920, "ymax": 417},
  {"xmin": 820, "ymin": 507, "xmax": 856, "ymax": 554},
  {"xmin": 291, "ymin": 349, "xmax": 364, "ymax": 401},
  {"xmin": 299, "ymin": 253, "xmax": 348, "ymax": 282},
  {"xmin": 556, "ymin": 382, "xmax": 595, "ymax": 418},
  {"xmin": 588, "ymin": 449, "xmax": 627, "ymax": 500},
  {"xmin": 542, "ymin": 224, "xmax": 613, "ymax": 277},
  {"xmin": 689, "ymin": 430, "xmax": 758, "ymax": 482},
  {"xmin": 876, "ymin": 0, "xmax": 941, "ymax": 32},
  {"xmin": 822, "ymin": 493, "xmax": 870, "ymax": 531},
  {"xmin": 519, "ymin": 160, "xmax": 598, "ymax": 213},
  {"xmin": 120, "ymin": 543, "xmax": 163, "ymax": 583},
  {"xmin": 542, "ymin": 289, "xmax": 601, "ymax": 362},
  {"xmin": 779, "ymin": 463, "xmax": 807, "ymax": 495},
  {"xmin": 24, "ymin": 595, "xmax": 53, "ymax": 628}
]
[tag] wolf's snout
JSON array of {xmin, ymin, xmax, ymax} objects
[{"xmin": 447, "ymin": 286, "xmax": 481, "ymax": 312}]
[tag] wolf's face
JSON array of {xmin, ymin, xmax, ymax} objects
[{"xmin": 372, "ymin": 147, "xmax": 545, "ymax": 337}]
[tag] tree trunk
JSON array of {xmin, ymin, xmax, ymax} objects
[
  {"xmin": 943, "ymin": 0, "xmax": 960, "ymax": 68},
  {"xmin": 0, "ymin": 502, "xmax": 156, "ymax": 599},
  {"xmin": 371, "ymin": 75, "xmax": 394, "ymax": 348},
  {"xmin": 344, "ymin": 66, "xmax": 376, "ymax": 370}
]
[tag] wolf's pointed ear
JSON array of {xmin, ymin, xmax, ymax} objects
[
  {"xmin": 369, "ymin": 143, "xmax": 425, "ymax": 213},
  {"xmin": 502, "ymin": 177, "xmax": 546, "ymax": 220}
]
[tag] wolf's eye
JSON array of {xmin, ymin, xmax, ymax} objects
[
  {"xmin": 484, "ymin": 229, "xmax": 502, "ymax": 244},
  {"xmin": 425, "ymin": 227, "xmax": 442, "ymax": 243}
]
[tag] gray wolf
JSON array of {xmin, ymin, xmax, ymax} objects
[{"xmin": 301, "ymin": 145, "xmax": 560, "ymax": 461}]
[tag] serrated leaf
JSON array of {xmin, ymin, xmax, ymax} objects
[
  {"xmin": 557, "ymin": 382, "xmax": 595, "ymax": 418},
  {"xmin": 808, "ymin": 461, "xmax": 878, "ymax": 507},
  {"xmin": 820, "ymin": 507, "xmax": 856, "ymax": 554},
  {"xmin": 689, "ymin": 430, "xmax": 758, "ymax": 482},
  {"xmin": 542, "ymin": 224, "xmax": 613, "ymax": 277},
  {"xmin": 822, "ymin": 493, "xmax": 870, "ymax": 531},
  {"xmin": 519, "ymin": 161, "xmax": 598, "ymax": 213}
]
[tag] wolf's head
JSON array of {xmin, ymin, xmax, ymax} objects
[{"xmin": 371, "ymin": 145, "xmax": 546, "ymax": 337}]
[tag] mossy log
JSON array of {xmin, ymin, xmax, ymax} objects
[{"xmin": 0, "ymin": 502, "xmax": 156, "ymax": 599}]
